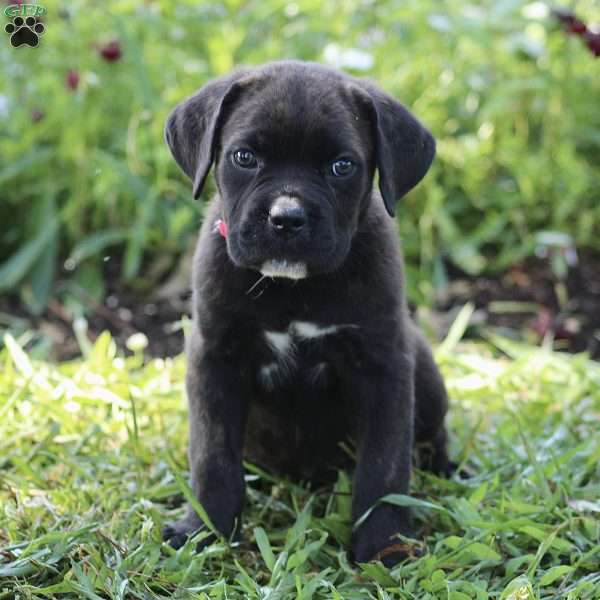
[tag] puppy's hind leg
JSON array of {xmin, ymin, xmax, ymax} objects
[{"xmin": 413, "ymin": 329, "xmax": 453, "ymax": 476}]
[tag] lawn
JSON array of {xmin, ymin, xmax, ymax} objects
[
  {"xmin": 2, "ymin": 2, "xmax": 600, "ymax": 597},
  {"xmin": 1, "ymin": 313, "xmax": 599, "ymax": 599}
]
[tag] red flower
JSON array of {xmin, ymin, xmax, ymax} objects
[
  {"xmin": 99, "ymin": 39, "xmax": 122, "ymax": 62},
  {"xmin": 585, "ymin": 31, "xmax": 600, "ymax": 56},
  {"xmin": 553, "ymin": 8, "xmax": 599, "ymax": 57},
  {"xmin": 66, "ymin": 69, "xmax": 79, "ymax": 91},
  {"xmin": 554, "ymin": 9, "xmax": 587, "ymax": 35},
  {"xmin": 567, "ymin": 19, "xmax": 587, "ymax": 35}
]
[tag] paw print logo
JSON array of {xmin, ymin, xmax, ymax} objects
[{"xmin": 5, "ymin": 16, "xmax": 45, "ymax": 48}]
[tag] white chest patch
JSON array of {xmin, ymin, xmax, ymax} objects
[
  {"xmin": 259, "ymin": 321, "xmax": 358, "ymax": 389},
  {"xmin": 264, "ymin": 330, "xmax": 292, "ymax": 357},
  {"xmin": 260, "ymin": 362, "xmax": 281, "ymax": 390}
]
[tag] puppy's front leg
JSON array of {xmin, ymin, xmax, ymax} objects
[
  {"xmin": 163, "ymin": 332, "xmax": 249, "ymax": 550},
  {"xmin": 350, "ymin": 359, "xmax": 415, "ymax": 567}
]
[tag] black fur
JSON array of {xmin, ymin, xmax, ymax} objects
[{"xmin": 162, "ymin": 60, "xmax": 449, "ymax": 566}]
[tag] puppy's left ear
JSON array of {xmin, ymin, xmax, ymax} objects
[
  {"xmin": 354, "ymin": 81, "xmax": 436, "ymax": 217},
  {"xmin": 165, "ymin": 70, "xmax": 252, "ymax": 199}
]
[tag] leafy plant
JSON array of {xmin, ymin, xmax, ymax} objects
[{"xmin": 1, "ymin": 0, "xmax": 599, "ymax": 310}]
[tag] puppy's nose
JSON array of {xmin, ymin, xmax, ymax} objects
[{"xmin": 268, "ymin": 196, "xmax": 307, "ymax": 234}]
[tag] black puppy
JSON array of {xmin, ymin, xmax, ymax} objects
[{"xmin": 163, "ymin": 60, "xmax": 450, "ymax": 566}]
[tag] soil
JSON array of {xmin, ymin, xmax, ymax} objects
[
  {"xmin": 438, "ymin": 248, "xmax": 600, "ymax": 358},
  {"xmin": 2, "ymin": 249, "xmax": 599, "ymax": 362}
]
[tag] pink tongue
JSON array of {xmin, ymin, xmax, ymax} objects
[{"xmin": 217, "ymin": 219, "xmax": 228, "ymax": 238}]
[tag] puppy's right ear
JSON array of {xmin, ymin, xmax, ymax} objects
[{"xmin": 164, "ymin": 70, "xmax": 251, "ymax": 199}]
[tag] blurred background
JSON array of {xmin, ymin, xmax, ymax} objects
[{"xmin": 1, "ymin": 0, "xmax": 599, "ymax": 360}]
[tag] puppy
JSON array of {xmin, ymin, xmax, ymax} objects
[{"xmin": 163, "ymin": 60, "xmax": 450, "ymax": 566}]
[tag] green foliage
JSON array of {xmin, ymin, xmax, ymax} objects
[
  {"xmin": 1, "ymin": 330, "xmax": 599, "ymax": 597},
  {"xmin": 1, "ymin": 0, "xmax": 599, "ymax": 309}
]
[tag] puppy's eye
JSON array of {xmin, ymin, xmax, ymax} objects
[
  {"xmin": 233, "ymin": 149, "xmax": 258, "ymax": 169},
  {"xmin": 331, "ymin": 158, "xmax": 355, "ymax": 177}
]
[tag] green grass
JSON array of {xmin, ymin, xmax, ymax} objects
[{"xmin": 1, "ymin": 325, "xmax": 599, "ymax": 599}]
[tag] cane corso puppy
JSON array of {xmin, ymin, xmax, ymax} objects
[{"xmin": 162, "ymin": 60, "xmax": 450, "ymax": 566}]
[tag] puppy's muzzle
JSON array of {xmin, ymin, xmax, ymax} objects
[{"xmin": 268, "ymin": 196, "xmax": 307, "ymax": 236}]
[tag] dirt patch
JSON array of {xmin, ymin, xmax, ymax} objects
[{"xmin": 438, "ymin": 249, "xmax": 600, "ymax": 359}]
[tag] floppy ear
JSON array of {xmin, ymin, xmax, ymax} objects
[
  {"xmin": 354, "ymin": 81, "xmax": 436, "ymax": 217},
  {"xmin": 164, "ymin": 70, "xmax": 251, "ymax": 199}
]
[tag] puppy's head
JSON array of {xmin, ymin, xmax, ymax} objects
[{"xmin": 165, "ymin": 61, "xmax": 435, "ymax": 279}]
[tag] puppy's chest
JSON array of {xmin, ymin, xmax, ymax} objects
[{"xmin": 257, "ymin": 320, "xmax": 358, "ymax": 391}]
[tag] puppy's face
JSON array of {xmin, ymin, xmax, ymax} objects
[
  {"xmin": 215, "ymin": 74, "xmax": 374, "ymax": 278},
  {"xmin": 165, "ymin": 61, "xmax": 436, "ymax": 279}
]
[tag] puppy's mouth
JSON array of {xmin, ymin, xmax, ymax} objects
[
  {"xmin": 223, "ymin": 213, "xmax": 350, "ymax": 279},
  {"xmin": 259, "ymin": 260, "xmax": 307, "ymax": 280}
]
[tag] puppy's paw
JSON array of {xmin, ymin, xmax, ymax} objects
[
  {"xmin": 162, "ymin": 516, "xmax": 208, "ymax": 550},
  {"xmin": 432, "ymin": 457, "xmax": 456, "ymax": 478},
  {"xmin": 162, "ymin": 522, "xmax": 195, "ymax": 549},
  {"xmin": 351, "ymin": 506, "xmax": 419, "ymax": 568}
]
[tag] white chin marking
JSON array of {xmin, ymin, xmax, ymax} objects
[
  {"xmin": 260, "ymin": 260, "xmax": 307, "ymax": 280},
  {"xmin": 292, "ymin": 321, "xmax": 341, "ymax": 339}
]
